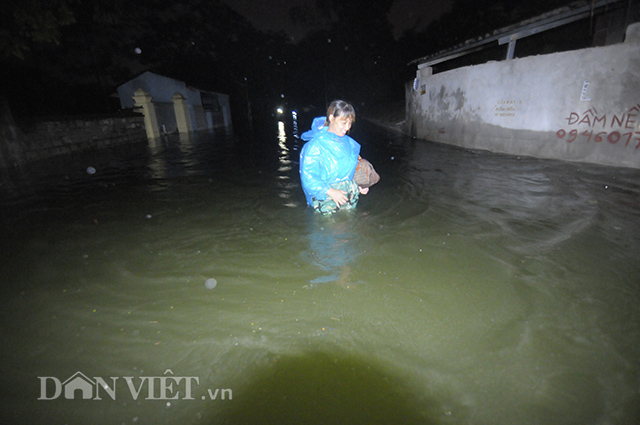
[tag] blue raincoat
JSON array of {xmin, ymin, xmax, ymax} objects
[{"xmin": 299, "ymin": 116, "xmax": 361, "ymax": 207}]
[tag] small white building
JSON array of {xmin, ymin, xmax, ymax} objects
[{"xmin": 117, "ymin": 71, "xmax": 232, "ymax": 139}]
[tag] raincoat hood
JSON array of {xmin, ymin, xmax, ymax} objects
[{"xmin": 301, "ymin": 116, "xmax": 327, "ymax": 141}]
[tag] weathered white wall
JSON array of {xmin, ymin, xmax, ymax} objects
[
  {"xmin": 406, "ymin": 22, "xmax": 640, "ymax": 169},
  {"xmin": 118, "ymin": 72, "xmax": 201, "ymax": 109}
]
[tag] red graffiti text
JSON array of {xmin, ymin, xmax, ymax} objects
[
  {"xmin": 556, "ymin": 129, "xmax": 640, "ymax": 148},
  {"xmin": 565, "ymin": 105, "xmax": 640, "ymax": 129}
]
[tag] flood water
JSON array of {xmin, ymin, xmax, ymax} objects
[{"xmin": 1, "ymin": 117, "xmax": 639, "ymax": 425}]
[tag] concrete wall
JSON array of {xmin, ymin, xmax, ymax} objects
[
  {"xmin": 406, "ymin": 22, "xmax": 640, "ymax": 169},
  {"xmin": 154, "ymin": 101, "xmax": 179, "ymax": 134},
  {"xmin": 16, "ymin": 114, "xmax": 147, "ymax": 163},
  {"xmin": 118, "ymin": 72, "xmax": 202, "ymax": 109}
]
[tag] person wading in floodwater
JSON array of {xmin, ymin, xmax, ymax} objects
[{"xmin": 299, "ymin": 100, "xmax": 377, "ymax": 215}]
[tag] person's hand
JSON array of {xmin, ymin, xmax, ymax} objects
[
  {"xmin": 327, "ymin": 187, "xmax": 348, "ymax": 206},
  {"xmin": 359, "ymin": 186, "xmax": 369, "ymax": 195}
]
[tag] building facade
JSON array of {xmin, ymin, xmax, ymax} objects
[{"xmin": 117, "ymin": 72, "xmax": 232, "ymax": 139}]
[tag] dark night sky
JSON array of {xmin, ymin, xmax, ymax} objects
[
  {"xmin": 221, "ymin": 0, "xmax": 453, "ymax": 41},
  {"xmin": 2, "ymin": 0, "xmax": 600, "ymax": 117}
]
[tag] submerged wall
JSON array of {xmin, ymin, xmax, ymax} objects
[
  {"xmin": 1, "ymin": 113, "xmax": 147, "ymax": 167},
  {"xmin": 406, "ymin": 22, "xmax": 640, "ymax": 169}
]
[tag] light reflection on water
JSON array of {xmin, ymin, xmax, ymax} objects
[{"xmin": 1, "ymin": 120, "xmax": 639, "ymax": 424}]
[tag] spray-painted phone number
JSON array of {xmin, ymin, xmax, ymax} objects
[
  {"xmin": 556, "ymin": 129, "xmax": 640, "ymax": 148},
  {"xmin": 557, "ymin": 106, "xmax": 640, "ymax": 149}
]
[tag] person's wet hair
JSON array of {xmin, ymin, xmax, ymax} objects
[{"xmin": 324, "ymin": 100, "xmax": 355, "ymax": 126}]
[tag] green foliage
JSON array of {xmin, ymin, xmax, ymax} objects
[{"xmin": 0, "ymin": 0, "xmax": 76, "ymax": 59}]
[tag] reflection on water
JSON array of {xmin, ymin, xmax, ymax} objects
[
  {"xmin": 303, "ymin": 213, "xmax": 362, "ymax": 287},
  {"xmin": 275, "ymin": 120, "xmax": 300, "ymax": 209},
  {"xmin": 1, "ymin": 120, "xmax": 639, "ymax": 425}
]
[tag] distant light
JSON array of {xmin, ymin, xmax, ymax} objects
[
  {"xmin": 292, "ymin": 111, "xmax": 297, "ymax": 117},
  {"xmin": 280, "ymin": 94, "xmax": 285, "ymax": 98},
  {"xmin": 134, "ymin": 47, "xmax": 142, "ymax": 54},
  {"xmin": 277, "ymin": 108, "xmax": 284, "ymax": 114}
]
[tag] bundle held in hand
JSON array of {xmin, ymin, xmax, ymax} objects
[{"xmin": 353, "ymin": 158, "xmax": 380, "ymax": 188}]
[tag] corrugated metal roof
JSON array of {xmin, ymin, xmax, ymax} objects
[{"xmin": 409, "ymin": 0, "xmax": 625, "ymax": 68}]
